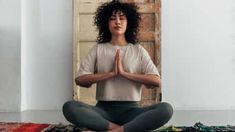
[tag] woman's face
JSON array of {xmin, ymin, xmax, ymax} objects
[{"xmin": 108, "ymin": 10, "xmax": 127, "ymax": 36}]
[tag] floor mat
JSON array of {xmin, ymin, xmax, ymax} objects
[
  {"xmin": 153, "ymin": 122, "xmax": 235, "ymax": 132},
  {"xmin": 1, "ymin": 122, "xmax": 235, "ymax": 132},
  {"xmin": 0, "ymin": 122, "xmax": 50, "ymax": 132},
  {"xmin": 0, "ymin": 122, "xmax": 83, "ymax": 132}
]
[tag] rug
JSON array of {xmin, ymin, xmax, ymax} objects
[
  {"xmin": 0, "ymin": 122, "xmax": 81, "ymax": 132},
  {"xmin": 154, "ymin": 122, "xmax": 235, "ymax": 132},
  {"xmin": 1, "ymin": 122, "xmax": 235, "ymax": 132},
  {"xmin": 0, "ymin": 122, "xmax": 49, "ymax": 132}
]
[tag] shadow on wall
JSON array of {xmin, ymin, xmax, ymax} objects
[
  {"xmin": 0, "ymin": 27, "xmax": 21, "ymax": 112},
  {"xmin": 0, "ymin": 28, "xmax": 21, "ymax": 58}
]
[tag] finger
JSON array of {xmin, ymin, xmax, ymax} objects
[
  {"xmin": 117, "ymin": 49, "xmax": 121, "ymax": 58},
  {"xmin": 115, "ymin": 56, "xmax": 118, "ymax": 64},
  {"xmin": 115, "ymin": 50, "xmax": 119, "ymax": 61},
  {"xmin": 118, "ymin": 49, "xmax": 120, "ymax": 55},
  {"xmin": 115, "ymin": 58, "xmax": 118, "ymax": 74},
  {"xmin": 115, "ymin": 50, "xmax": 119, "ymax": 59}
]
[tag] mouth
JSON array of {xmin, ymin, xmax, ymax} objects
[{"xmin": 114, "ymin": 26, "xmax": 122, "ymax": 30}]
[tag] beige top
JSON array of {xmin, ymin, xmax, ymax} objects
[{"xmin": 76, "ymin": 42, "xmax": 160, "ymax": 101}]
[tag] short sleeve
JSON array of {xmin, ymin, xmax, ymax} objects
[
  {"xmin": 140, "ymin": 46, "xmax": 160, "ymax": 76},
  {"xmin": 76, "ymin": 45, "xmax": 97, "ymax": 78}
]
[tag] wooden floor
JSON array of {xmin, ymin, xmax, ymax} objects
[{"xmin": 0, "ymin": 110, "xmax": 235, "ymax": 126}]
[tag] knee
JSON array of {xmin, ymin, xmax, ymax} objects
[
  {"xmin": 62, "ymin": 100, "xmax": 82, "ymax": 117},
  {"xmin": 160, "ymin": 102, "xmax": 173, "ymax": 120},
  {"xmin": 62, "ymin": 100, "xmax": 87, "ymax": 114},
  {"xmin": 63, "ymin": 100, "xmax": 75, "ymax": 115}
]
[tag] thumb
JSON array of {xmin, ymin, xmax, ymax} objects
[
  {"xmin": 115, "ymin": 49, "xmax": 120, "ymax": 59},
  {"xmin": 117, "ymin": 49, "xmax": 120, "ymax": 57}
]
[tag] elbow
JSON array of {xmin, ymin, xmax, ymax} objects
[
  {"xmin": 75, "ymin": 77, "xmax": 92, "ymax": 88},
  {"xmin": 145, "ymin": 83, "xmax": 159, "ymax": 89},
  {"xmin": 154, "ymin": 76, "xmax": 161, "ymax": 87},
  {"xmin": 145, "ymin": 77, "xmax": 161, "ymax": 88},
  {"xmin": 75, "ymin": 77, "xmax": 81, "ymax": 86},
  {"xmin": 153, "ymin": 80, "xmax": 161, "ymax": 87}
]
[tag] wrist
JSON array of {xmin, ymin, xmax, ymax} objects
[
  {"xmin": 109, "ymin": 72, "xmax": 117, "ymax": 78},
  {"xmin": 120, "ymin": 71, "xmax": 128, "ymax": 77}
]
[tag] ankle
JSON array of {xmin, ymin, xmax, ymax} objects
[
  {"xmin": 108, "ymin": 123, "xmax": 120, "ymax": 130},
  {"xmin": 108, "ymin": 126, "xmax": 124, "ymax": 132}
]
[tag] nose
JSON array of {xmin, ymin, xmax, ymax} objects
[{"xmin": 115, "ymin": 17, "xmax": 121, "ymax": 25}]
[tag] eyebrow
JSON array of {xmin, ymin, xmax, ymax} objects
[
  {"xmin": 112, "ymin": 10, "xmax": 125, "ymax": 14},
  {"xmin": 111, "ymin": 13, "xmax": 126, "ymax": 16}
]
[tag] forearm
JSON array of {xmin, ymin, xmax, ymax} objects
[
  {"xmin": 121, "ymin": 72, "xmax": 161, "ymax": 87},
  {"xmin": 75, "ymin": 72, "xmax": 116, "ymax": 87}
]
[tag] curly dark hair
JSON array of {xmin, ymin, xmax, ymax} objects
[{"xmin": 94, "ymin": 0, "xmax": 141, "ymax": 44}]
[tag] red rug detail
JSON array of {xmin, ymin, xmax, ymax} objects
[{"xmin": 0, "ymin": 122, "xmax": 50, "ymax": 132}]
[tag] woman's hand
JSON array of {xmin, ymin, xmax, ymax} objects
[
  {"xmin": 110, "ymin": 49, "xmax": 160, "ymax": 87},
  {"xmin": 116, "ymin": 49, "xmax": 125, "ymax": 75},
  {"xmin": 112, "ymin": 49, "xmax": 126, "ymax": 77},
  {"xmin": 111, "ymin": 49, "xmax": 119, "ymax": 76}
]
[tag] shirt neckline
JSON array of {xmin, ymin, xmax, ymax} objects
[{"xmin": 107, "ymin": 42, "xmax": 130, "ymax": 48}]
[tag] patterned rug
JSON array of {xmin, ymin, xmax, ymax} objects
[
  {"xmin": 0, "ymin": 122, "xmax": 235, "ymax": 132},
  {"xmin": 0, "ymin": 122, "xmax": 49, "ymax": 132},
  {"xmin": 0, "ymin": 122, "xmax": 81, "ymax": 132},
  {"xmin": 155, "ymin": 122, "xmax": 235, "ymax": 132}
]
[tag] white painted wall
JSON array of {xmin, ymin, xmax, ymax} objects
[
  {"xmin": 21, "ymin": 0, "xmax": 73, "ymax": 111},
  {"xmin": 0, "ymin": 0, "xmax": 73, "ymax": 112},
  {"xmin": 1, "ymin": 0, "xmax": 235, "ymax": 112},
  {"xmin": 162, "ymin": 0, "xmax": 235, "ymax": 110},
  {"xmin": 0, "ymin": 0, "xmax": 21, "ymax": 112}
]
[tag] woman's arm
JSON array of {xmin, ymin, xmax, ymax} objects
[
  {"xmin": 121, "ymin": 72, "xmax": 161, "ymax": 88},
  {"xmin": 116, "ymin": 49, "xmax": 161, "ymax": 88},
  {"xmin": 76, "ymin": 53, "xmax": 118, "ymax": 88},
  {"xmin": 75, "ymin": 72, "xmax": 116, "ymax": 88}
]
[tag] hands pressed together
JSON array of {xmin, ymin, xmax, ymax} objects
[
  {"xmin": 111, "ymin": 49, "xmax": 160, "ymax": 87},
  {"xmin": 112, "ymin": 49, "xmax": 126, "ymax": 77},
  {"xmin": 76, "ymin": 49, "xmax": 161, "ymax": 88}
]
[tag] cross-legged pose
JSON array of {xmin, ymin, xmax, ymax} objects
[{"xmin": 63, "ymin": 1, "xmax": 173, "ymax": 132}]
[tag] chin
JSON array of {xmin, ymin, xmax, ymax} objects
[{"xmin": 113, "ymin": 32, "xmax": 125, "ymax": 36}]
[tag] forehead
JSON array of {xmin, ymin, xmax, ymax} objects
[{"xmin": 111, "ymin": 10, "xmax": 125, "ymax": 15}]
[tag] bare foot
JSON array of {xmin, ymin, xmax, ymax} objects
[
  {"xmin": 81, "ymin": 128, "xmax": 96, "ymax": 132},
  {"xmin": 82, "ymin": 130, "xmax": 96, "ymax": 132},
  {"xmin": 81, "ymin": 122, "xmax": 122, "ymax": 132},
  {"xmin": 108, "ymin": 122, "xmax": 121, "ymax": 130},
  {"xmin": 108, "ymin": 126, "xmax": 124, "ymax": 132}
]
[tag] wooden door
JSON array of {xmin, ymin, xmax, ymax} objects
[{"xmin": 73, "ymin": 0, "xmax": 161, "ymax": 106}]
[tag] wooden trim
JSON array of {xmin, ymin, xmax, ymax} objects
[
  {"xmin": 154, "ymin": 0, "xmax": 161, "ymax": 103},
  {"xmin": 73, "ymin": 0, "xmax": 80, "ymax": 101},
  {"xmin": 79, "ymin": 3, "xmax": 158, "ymax": 14}
]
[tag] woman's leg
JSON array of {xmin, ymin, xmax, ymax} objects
[
  {"xmin": 62, "ymin": 100, "xmax": 119, "ymax": 131},
  {"xmin": 120, "ymin": 102, "xmax": 173, "ymax": 132}
]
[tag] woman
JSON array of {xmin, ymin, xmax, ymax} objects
[{"xmin": 63, "ymin": 1, "xmax": 173, "ymax": 132}]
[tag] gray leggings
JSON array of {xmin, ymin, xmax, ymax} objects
[{"xmin": 63, "ymin": 100, "xmax": 173, "ymax": 132}]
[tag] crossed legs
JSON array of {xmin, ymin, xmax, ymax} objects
[{"xmin": 62, "ymin": 100, "xmax": 173, "ymax": 132}]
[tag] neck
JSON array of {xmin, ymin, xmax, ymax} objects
[{"xmin": 110, "ymin": 35, "xmax": 128, "ymax": 46}]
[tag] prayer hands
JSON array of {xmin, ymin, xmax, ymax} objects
[{"xmin": 112, "ymin": 49, "xmax": 125, "ymax": 76}]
